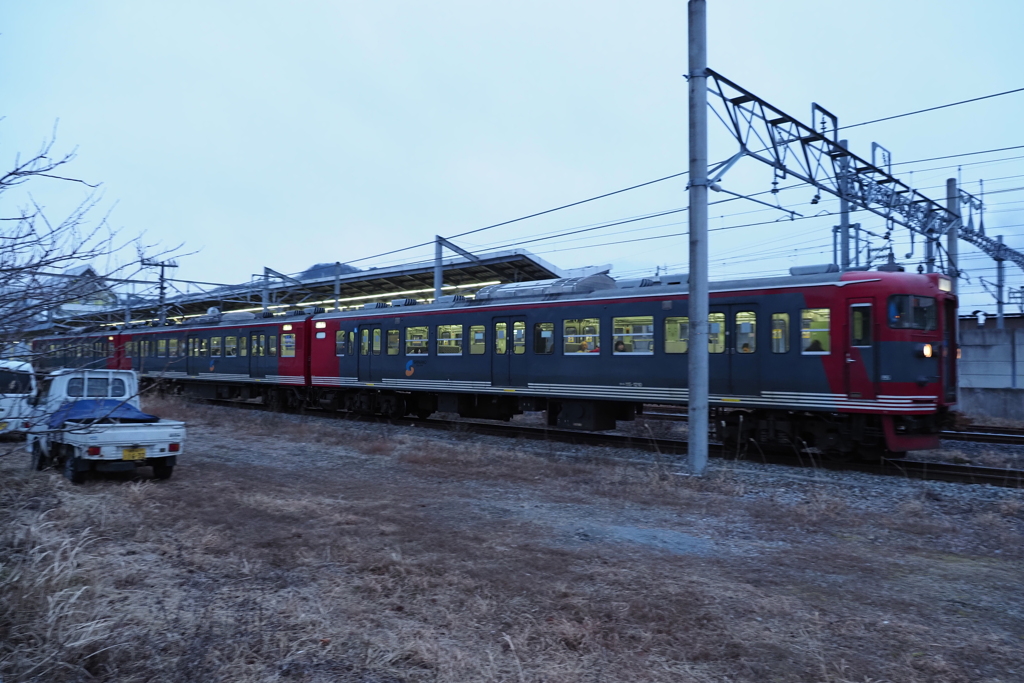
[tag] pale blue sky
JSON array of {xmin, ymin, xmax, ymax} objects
[{"xmin": 2, "ymin": 1, "xmax": 1022, "ymax": 313}]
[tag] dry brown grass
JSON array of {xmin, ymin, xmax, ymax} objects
[{"xmin": 2, "ymin": 413, "xmax": 1023, "ymax": 682}]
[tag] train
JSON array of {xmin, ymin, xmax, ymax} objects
[{"xmin": 31, "ymin": 265, "xmax": 958, "ymax": 459}]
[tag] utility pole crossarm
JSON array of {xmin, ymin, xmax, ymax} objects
[{"xmin": 705, "ymin": 69, "xmax": 956, "ymax": 241}]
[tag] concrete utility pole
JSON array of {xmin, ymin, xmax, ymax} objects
[
  {"xmin": 946, "ymin": 179, "xmax": 959, "ymax": 295},
  {"xmin": 687, "ymin": 0, "xmax": 709, "ymax": 476}
]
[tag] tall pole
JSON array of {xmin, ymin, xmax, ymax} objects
[
  {"xmin": 946, "ymin": 179, "xmax": 959, "ymax": 295},
  {"xmin": 687, "ymin": 0, "xmax": 709, "ymax": 476},
  {"xmin": 334, "ymin": 261, "xmax": 341, "ymax": 311},
  {"xmin": 839, "ymin": 140, "xmax": 850, "ymax": 270},
  {"xmin": 997, "ymin": 235, "xmax": 1005, "ymax": 330},
  {"xmin": 434, "ymin": 236, "xmax": 443, "ymax": 302},
  {"xmin": 157, "ymin": 263, "xmax": 167, "ymax": 325}
]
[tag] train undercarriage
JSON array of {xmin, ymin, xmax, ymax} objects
[{"xmin": 162, "ymin": 379, "xmax": 943, "ymax": 460}]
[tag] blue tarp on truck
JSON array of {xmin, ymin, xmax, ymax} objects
[{"xmin": 47, "ymin": 399, "xmax": 160, "ymax": 429}]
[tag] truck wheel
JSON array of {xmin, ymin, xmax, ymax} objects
[
  {"xmin": 31, "ymin": 442, "xmax": 49, "ymax": 471},
  {"xmin": 63, "ymin": 456, "xmax": 86, "ymax": 484},
  {"xmin": 152, "ymin": 463, "xmax": 174, "ymax": 480}
]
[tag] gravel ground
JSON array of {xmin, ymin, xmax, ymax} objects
[{"xmin": 2, "ymin": 398, "xmax": 1022, "ymax": 683}]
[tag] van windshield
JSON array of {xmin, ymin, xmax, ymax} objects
[
  {"xmin": 0, "ymin": 371, "xmax": 32, "ymax": 395},
  {"xmin": 888, "ymin": 295, "xmax": 937, "ymax": 331}
]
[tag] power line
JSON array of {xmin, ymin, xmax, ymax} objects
[
  {"xmin": 840, "ymin": 87, "xmax": 1024, "ymax": 130},
  {"xmin": 893, "ymin": 144, "xmax": 1024, "ymax": 168}
]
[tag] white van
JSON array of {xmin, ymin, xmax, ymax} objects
[{"xmin": 0, "ymin": 360, "xmax": 35, "ymax": 435}]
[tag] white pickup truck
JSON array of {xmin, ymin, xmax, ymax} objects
[{"xmin": 28, "ymin": 369, "xmax": 185, "ymax": 484}]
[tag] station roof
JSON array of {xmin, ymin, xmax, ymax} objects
[{"xmin": 54, "ymin": 249, "xmax": 567, "ymax": 327}]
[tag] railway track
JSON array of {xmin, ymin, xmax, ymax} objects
[
  {"xmin": 641, "ymin": 409, "xmax": 1024, "ymax": 447},
  {"xmin": 201, "ymin": 399, "xmax": 1024, "ymax": 489}
]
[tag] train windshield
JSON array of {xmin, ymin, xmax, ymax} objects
[
  {"xmin": 887, "ymin": 295, "xmax": 937, "ymax": 331},
  {"xmin": 0, "ymin": 370, "xmax": 32, "ymax": 395}
]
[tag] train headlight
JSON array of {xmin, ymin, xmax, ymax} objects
[
  {"xmin": 915, "ymin": 343, "xmax": 933, "ymax": 358},
  {"xmin": 937, "ymin": 277, "xmax": 952, "ymax": 292}
]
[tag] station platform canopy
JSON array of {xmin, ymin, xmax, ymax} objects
[{"xmin": 66, "ymin": 249, "xmax": 569, "ymax": 327}]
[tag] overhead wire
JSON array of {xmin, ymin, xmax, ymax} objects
[{"xmin": 839, "ymin": 86, "xmax": 1024, "ymax": 131}]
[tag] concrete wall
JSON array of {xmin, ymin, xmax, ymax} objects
[
  {"xmin": 959, "ymin": 328, "xmax": 1023, "ymax": 389},
  {"xmin": 957, "ymin": 329, "xmax": 1024, "ymax": 419},
  {"xmin": 958, "ymin": 387, "xmax": 1024, "ymax": 421}
]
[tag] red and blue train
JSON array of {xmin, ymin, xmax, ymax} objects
[{"xmin": 32, "ymin": 266, "xmax": 958, "ymax": 458}]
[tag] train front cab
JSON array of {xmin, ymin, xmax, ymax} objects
[{"xmin": 842, "ymin": 272, "xmax": 956, "ymax": 454}]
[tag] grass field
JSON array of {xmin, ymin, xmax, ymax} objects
[{"xmin": 2, "ymin": 399, "xmax": 1022, "ymax": 682}]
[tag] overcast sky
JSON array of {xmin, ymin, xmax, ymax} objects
[{"xmin": 2, "ymin": 1, "xmax": 1022, "ymax": 314}]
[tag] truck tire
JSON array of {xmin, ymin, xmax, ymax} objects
[
  {"xmin": 31, "ymin": 442, "xmax": 49, "ymax": 471},
  {"xmin": 63, "ymin": 456, "xmax": 86, "ymax": 484},
  {"xmin": 152, "ymin": 463, "xmax": 174, "ymax": 480}
]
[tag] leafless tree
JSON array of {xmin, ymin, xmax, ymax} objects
[{"xmin": 1, "ymin": 129, "xmax": 179, "ymax": 355}]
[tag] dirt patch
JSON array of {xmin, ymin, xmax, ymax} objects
[{"xmin": 2, "ymin": 406, "xmax": 1023, "ymax": 682}]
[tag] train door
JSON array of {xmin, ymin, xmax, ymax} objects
[
  {"xmin": 249, "ymin": 331, "xmax": 268, "ymax": 378},
  {"xmin": 844, "ymin": 298, "xmax": 877, "ymax": 400},
  {"xmin": 185, "ymin": 335, "xmax": 201, "ymax": 375},
  {"xmin": 729, "ymin": 305, "xmax": 761, "ymax": 396},
  {"xmin": 357, "ymin": 325, "xmax": 382, "ymax": 382},
  {"xmin": 490, "ymin": 316, "xmax": 527, "ymax": 386},
  {"xmin": 707, "ymin": 305, "xmax": 761, "ymax": 396}
]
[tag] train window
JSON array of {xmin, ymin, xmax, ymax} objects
[
  {"xmin": 185, "ymin": 339, "xmax": 193, "ymax": 357},
  {"xmin": 211, "ymin": 337, "xmax": 223, "ymax": 357},
  {"xmin": 470, "ymin": 325, "xmax": 486, "ymax": 355},
  {"xmin": 336, "ymin": 331, "xmax": 346, "ymax": 356},
  {"xmin": 534, "ymin": 323, "xmax": 554, "ymax": 354},
  {"xmin": 348, "ymin": 330, "xmax": 355, "ymax": 355},
  {"xmin": 158, "ymin": 339, "xmax": 168, "ymax": 357},
  {"xmin": 372, "ymin": 329, "xmax": 381, "ymax": 356},
  {"xmin": 406, "ymin": 326, "xmax": 428, "ymax": 355},
  {"xmin": 258, "ymin": 334, "xmax": 266, "ymax": 357},
  {"xmin": 225, "ymin": 337, "xmax": 237, "ymax": 357},
  {"xmin": 708, "ymin": 313, "xmax": 726, "ymax": 353},
  {"xmin": 513, "ymin": 321, "xmax": 526, "ymax": 354},
  {"xmin": 239, "ymin": 335, "xmax": 247, "ymax": 357},
  {"xmin": 801, "ymin": 308, "xmax": 831, "ymax": 354},
  {"xmin": 735, "ymin": 312, "xmax": 756, "ymax": 353},
  {"xmin": 387, "ymin": 330, "xmax": 400, "ymax": 355},
  {"xmin": 664, "ymin": 317, "xmax": 689, "ymax": 353},
  {"xmin": 148, "ymin": 340, "xmax": 156, "ymax": 357},
  {"xmin": 494, "ymin": 323, "xmax": 507, "ymax": 355},
  {"xmin": 269, "ymin": 335, "xmax": 278, "ymax": 357},
  {"xmin": 199, "ymin": 338, "xmax": 210, "ymax": 357},
  {"xmin": 67, "ymin": 378, "xmax": 83, "ymax": 397},
  {"xmin": 887, "ymin": 295, "xmax": 937, "ymax": 331},
  {"xmin": 563, "ymin": 318, "xmax": 600, "ymax": 354},
  {"xmin": 109, "ymin": 341, "xmax": 116, "ymax": 357},
  {"xmin": 437, "ymin": 325, "xmax": 463, "ymax": 355},
  {"xmin": 771, "ymin": 313, "xmax": 790, "ymax": 353},
  {"xmin": 613, "ymin": 316, "xmax": 654, "ymax": 355},
  {"xmin": 360, "ymin": 329, "xmax": 370, "ymax": 355},
  {"xmin": 851, "ymin": 305, "xmax": 873, "ymax": 346},
  {"xmin": 125, "ymin": 341, "xmax": 133, "ymax": 358},
  {"xmin": 281, "ymin": 333, "xmax": 296, "ymax": 357}
]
